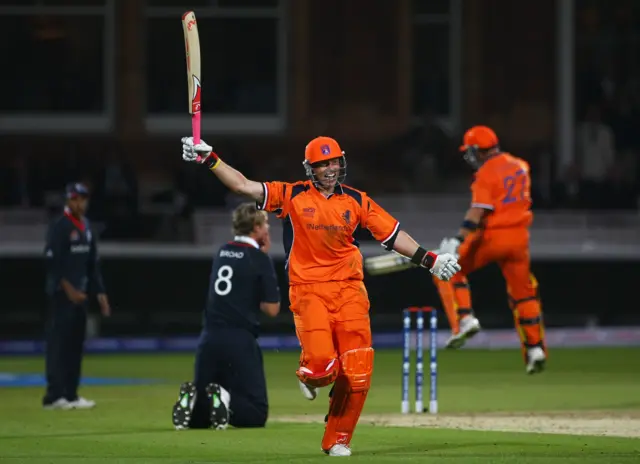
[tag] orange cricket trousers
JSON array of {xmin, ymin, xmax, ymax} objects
[
  {"xmin": 291, "ymin": 280, "xmax": 373, "ymax": 451},
  {"xmin": 451, "ymin": 228, "xmax": 546, "ymax": 355},
  {"xmin": 289, "ymin": 280, "xmax": 372, "ymax": 374}
]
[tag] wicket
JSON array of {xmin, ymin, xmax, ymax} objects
[{"xmin": 402, "ymin": 306, "xmax": 438, "ymax": 414}]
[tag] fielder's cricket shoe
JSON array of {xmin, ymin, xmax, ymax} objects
[
  {"xmin": 43, "ymin": 398, "xmax": 73, "ymax": 410},
  {"xmin": 206, "ymin": 383, "xmax": 230, "ymax": 430},
  {"xmin": 327, "ymin": 444, "xmax": 352, "ymax": 457},
  {"xmin": 445, "ymin": 315, "xmax": 481, "ymax": 349},
  {"xmin": 525, "ymin": 346, "xmax": 546, "ymax": 375},
  {"xmin": 298, "ymin": 380, "xmax": 318, "ymax": 400},
  {"xmin": 172, "ymin": 382, "xmax": 197, "ymax": 430},
  {"xmin": 67, "ymin": 397, "xmax": 96, "ymax": 409}
]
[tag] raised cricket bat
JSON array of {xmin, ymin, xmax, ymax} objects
[{"xmin": 182, "ymin": 11, "xmax": 202, "ymax": 150}]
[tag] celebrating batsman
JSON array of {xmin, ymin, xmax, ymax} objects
[
  {"xmin": 181, "ymin": 135, "xmax": 460, "ymax": 456},
  {"xmin": 435, "ymin": 126, "xmax": 547, "ymax": 374}
]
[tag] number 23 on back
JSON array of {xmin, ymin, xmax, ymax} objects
[
  {"xmin": 472, "ymin": 156, "xmax": 533, "ymax": 229},
  {"xmin": 502, "ymin": 169, "xmax": 530, "ymax": 204}
]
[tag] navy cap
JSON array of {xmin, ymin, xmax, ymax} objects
[{"xmin": 66, "ymin": 182, "xmax": 90, "ymax": 199}]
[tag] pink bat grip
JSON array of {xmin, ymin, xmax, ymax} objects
[{"xmin": 192, "ymin": 112, "xmax": 202, "ymax": 162}]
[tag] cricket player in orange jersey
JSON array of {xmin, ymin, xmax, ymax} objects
[
  {"xmin": 436, "ymin": 126, "xmax": 547, "ymax": 374},
  {"xmin": 181, "ymin": 135, "xmax": 461, "ymax": 456}
]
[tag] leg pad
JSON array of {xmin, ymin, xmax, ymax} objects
[
  {"xmin": 339, "ymin": 347, "xmax": 374, "ymax": 391},
  {"xmin": 321, "ymin": 348, "xmax": 374, "ymax": 451}
]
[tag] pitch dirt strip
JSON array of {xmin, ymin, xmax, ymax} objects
[{"xmin": 272, "ymin": 411, "xmax": 640, "ymax": 438}]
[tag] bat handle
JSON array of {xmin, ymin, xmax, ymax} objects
[{"xmin": 192, "ymin": 112, "xmax": 202, "ymax": 162}]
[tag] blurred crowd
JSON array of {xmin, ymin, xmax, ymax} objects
[
  {"xmin": 1, "ymin": 99, "xmax": 638, "ymax": 243},
  {"xmin": 560, "ymin": 0, "xmax": 640, "ymax": 210},
  {"xmin": 1, "ymin": 99, "xmax": 639, "ymax": 243}
]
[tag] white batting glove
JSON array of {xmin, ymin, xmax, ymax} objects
[
  {"xmin": 430, "ymin": 253, "xmax": 461, "ymax": 281},
  {"xmin": 181, "ymin": 136, "xmax": 213, "ymax": 163},
  {"xmin": 438, "ymin": 237, "xmax": 462, "ymax": 258}
]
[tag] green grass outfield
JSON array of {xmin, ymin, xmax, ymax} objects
[{"xmin": 1, "ymin": 348, "xmax": 639, "ymax": 463}]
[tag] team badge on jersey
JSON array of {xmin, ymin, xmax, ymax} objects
[{"xmin": 342, "ymin": 210, "xmax": 351, "ymax": 225}]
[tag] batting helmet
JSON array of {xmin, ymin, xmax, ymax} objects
[
  {"xmin": 459, "ymin": 126, "xmax": 500, "ymax": 169},
  {"xmin": 302, "ymin": 136, "xmax": 347, "ymax": 185}
]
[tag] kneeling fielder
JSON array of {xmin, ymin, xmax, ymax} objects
[{"xmin": 172, "ymin": 203, "xmax": 280, "ymax": 430}]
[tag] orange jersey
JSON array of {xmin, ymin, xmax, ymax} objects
[
  {"xmin": 471, "ymin": 153, "xmax": 533, "ymax": 230},
  {"xmin": 258, "ymin": 181, "xmax": 399, "ymax": 285}
]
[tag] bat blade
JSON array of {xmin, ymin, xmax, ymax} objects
[
  {"xmin": 182, "ymin": 10, "xmax": 202, "ymax": 144},
  {"xmin": 364, "ymin": 252, "xmax": 417, "ymax": 276}
]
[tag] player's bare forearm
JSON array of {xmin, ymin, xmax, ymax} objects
[
  {"xmin": 390, "ymin": 230, "xmax": 439, "ymax": 269},
  {"xmin": 60, "ymin": 278, "xmax": 77, "ymax": 295},
  {"xmin": 391, "ymin": 230, "xmax": 422, "ymax": 258},
  {"xmin": 260, "ymin": 302, "xmax": 280, "ymax": 317},
  {"xmin": 457, "ymin": 207, "xmax": 486, "ymax": 239},
  {"xmin": 211, "ymin": 161, "xmax": 265, "ymax": 202},
  {"xmin": 182, "ymin": 137, "xmax": 264, "ymax": 201}
]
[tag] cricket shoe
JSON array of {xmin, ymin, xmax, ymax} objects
[
  {"xmin": 298, "ymin": 380, "xmax": 318, "ymax": 401},
  {"xmin": 206, "ymin": 383, "xmax": 230, "ymax": 430},
  {"xmin": 525, "ymin": 346, "xmax": 546, "ymax": 375},
  {"xmin": 445, "ymin": 315, "xmax": 481, "ymax": 349},
  {"xmin": 172, "ymin": 382, "xmax": 197, "ymax": 430},
  {"xmin": 326, "ymin": 444, "xmax": 352, "ymax": 457},
  {"xmin": 43, "ymin": 398, "xmax": 73, "ymax": 410},
  {"xmin": 67, "ymin": 397, "xmax": 96, "ymax": 409}
]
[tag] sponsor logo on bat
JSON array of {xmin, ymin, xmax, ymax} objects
[{"xmin": 192, "ymin": 75, "xmax": 201, "ymax": 113}]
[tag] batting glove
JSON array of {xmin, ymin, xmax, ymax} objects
[
  {"xmin": 181, "ymin": 137, "xmax": 221, "ymax": 168},
  {"xmin": 430, "ymin": 253, "xmax": 461, "ymax": 281},
  {"xmin": 438, "ymin": 237, "xmax": 462, "ymax": 258}
]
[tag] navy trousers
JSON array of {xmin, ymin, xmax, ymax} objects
[
  {"xmin": 191, "ymin": 327, "xmax": 269, "ymax": 428},
  {"xmin": 43, "ymin": 292, "xmax": 87, "ymax": 404}
]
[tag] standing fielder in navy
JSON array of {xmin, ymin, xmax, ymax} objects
[
  {"xmin": 172, "ymin": 203, "xmax": 280, "ymax": 430},
  {"xmin": 43, "ymin": 182, "xmax": 112, "ymax": 410}
]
